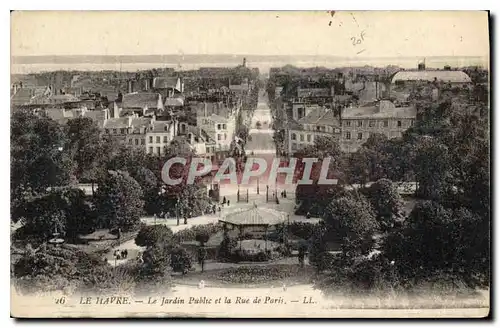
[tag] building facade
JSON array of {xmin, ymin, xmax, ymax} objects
[
  {"xmin": 287, "ymin": 100, "xmax": 417, "ymax": 154},
  {"xmin": 340, "ymin": 100, "xmax": 416, "ymax": 152}
]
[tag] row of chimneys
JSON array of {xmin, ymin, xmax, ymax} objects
[{"xmin": 127, "ymin": 77, "xmax": 184, "ymax": 94}]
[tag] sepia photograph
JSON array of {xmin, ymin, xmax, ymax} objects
[{"xmin": 9, "ymin": 10, "xmax": 490, "ymax": 318}]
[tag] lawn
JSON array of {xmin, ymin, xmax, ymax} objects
[{"xmin": 173, "ymin": 264, "xmax": 316, "ymax": 288}]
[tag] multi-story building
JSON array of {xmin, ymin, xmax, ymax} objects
[
  {"xmin": 145, "ymin": 120, "xmax": 178, "ymax": 156},
  {"xmin": 287, "ymin": 100, "xmax": 416, "ymax": 154},
  {"xmin": 195, "ymin": 101, "xmax": 239, "ymax": 152},
  {"xmin": 288, "ymin": 106, "xmax": 341, "ymax": 153},
  {"xmin": 184, "ymin": 125, "xmax": 217, "ymax": 160},
  {"xmin": 340, "ymin": 100, "xmax": 416, "ymax": 152}
]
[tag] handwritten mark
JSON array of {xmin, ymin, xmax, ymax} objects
[
  {"xmin": 351, "ymin": 30, "xmax": 366, "ymax": 54},
  {"xmin": 351, "ymin": 30, "xmax": 366, "ymax": 46},
  {"xmin": 350, "ymin": 13, "xmax": 359, "ymax": 27}
]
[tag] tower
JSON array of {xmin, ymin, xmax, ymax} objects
[{"xmin": 242, "ymin": 57, "xmax": 247, "ymax": 68}]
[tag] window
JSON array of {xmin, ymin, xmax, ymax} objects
[
  {"xmin": 217, "ymin": 134, "xmax": 222, "ymax": 140},
  {"xmin": 223, "ymin": 124, "xmax": 227, "ymax": 129},
  {"xmin": 113, "ymin": 129, "xmax": 117, "ymax": 134},
  {"xmin": 369, "ymin": 121, "xmax": 375, "ymax": 127},
  {"xmin": 397, "ymin": 120, "xmax": 402, "ymax": 127},
  {"xmin": 156, "ymin": 136, "xmax": 161, "ymax": 143},
  {"xmin": 149, "ymin": 136, "xmax": 153, "ymax": 143},
  {"xmin": 291, "ymin": 133, "xmax": 297, "ymax": 141},
  {"xmin": 164, "ymin": 136, "xmax": 169, "ymax": 143},
  {"xmin": 410, "ymin": 119, "xmax": 415, "ymax": 126},
  {"xmin": 156, "ymin": 147, "xmax": 161, "ymax": 155},
  {"xmin": 357, "ymin": 121, "xmax": 362, "ymax": 127},
  {"xmin": 141, "ymin": 139, "xmax": 145, "ymax": 145},
  {"xmin": 120, "ymin": 128, "xmax": 125, "ymax": 134},
  {"xmin": 135, "ymin": 139, "xmax": 139, "ymax": 146},
  {"xmin": 105, "ymin": 129, "xmax": 110, "ymax": 134},
  {"xmin": 148, "ymin": 147, "xmax": 153, "ymax": 153},
  {"xmin": 224, "ymin": 133, "xmax": 227, "ymax": 140},
  {"xmin": 129, "ymin": 139, "xmax": 132, "ymax": 144},
  {"xmin": 206, "ymin": 147, "xmax": 210, "ymax": 154},
  {"xmin": 300, "ymin": 134, "xmax": 304, "ymax": 142},
  {"xmin": 291, "ymin": 143, "xmax": 297, "ymax": 151},
  {"xmin": 344, "ymin": 120, "xmax": 351, "ymax": 127},
  {"xmin": 383, "ymin": 120, "xmax": 389, "ymax": 127},
  {"xmin": 357, "ymin": 133, "xmax": 363, "ymax": 140},
  {"xmin": 217, "ymin": 124, "xmax": 222, "ymax": 130},
  {"xmin": 346, "ymin": 132, "xmax": 351, "ymax": 140},
  {"xmin": 307, "ymin": 134, "xmax": 311, "ymax": 142}
]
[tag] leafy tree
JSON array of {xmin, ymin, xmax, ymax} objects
[
  {"xmin": 11, "ymin": 111, "xmax": 75, "ymax": 194},
  {"xmin": 383, "ymin": 201, "xmax": 489, "ymax": 288},
  {"xmin": 105, "ymin": 144, "xmax": 157, "ymax": 178},
  {"xmin": 364, "ymin": 179, "xmax": 404, "ymax": 233},
  {"xmin": 94, "ymin": 170, "xmax": 144, "ymax": 231},
  {"xmin": 346, "ymin": 133, "xmax": 389, "ymax": 185},
  {"xmin": 323, "ymin": 193, "xmax": 379, "ymax": 259},
  {"xmin": 294, "ymin": 136, "xmax": 347, "ymax": 216},
  {"xmin": 65, "ymin": 117, "xmax": 104, "ymax": 182},
  {"xmin": 135, "ymin": 225, "xmax": 174, "ymax": 247},
  {"xmin": 15, "ymin": 187, "xmax": 93, "ymax": 240},
  {"xmin": 133, "ymin": 167, "xmax": 162, "ymax": 215},
  {"xmin": 308, "ymin": 223, "xmax": 330, "ymax": 273}
]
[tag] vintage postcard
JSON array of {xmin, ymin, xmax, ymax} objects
[{"xmin": 10, "ymin": 11, "xmax": 490, "ymax": 318}]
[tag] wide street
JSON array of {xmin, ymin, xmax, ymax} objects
[{"xmin": 245, "ymin": 90, "xmax": 276, "ymax": 154}]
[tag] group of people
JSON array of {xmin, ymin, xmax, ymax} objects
[{"xmin": 113, "ymin": 249, "xmax": 128, "ymax": 260}]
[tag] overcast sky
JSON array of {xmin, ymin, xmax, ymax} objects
[{"xmin": 11, "ymin": 11, "xmax": 489, "ymax": 59}]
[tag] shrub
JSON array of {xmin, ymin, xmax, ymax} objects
[
  {"xmin": 135, "ymin": 225, "xmax": 173, "ymax": 247},
  {"xmin": 289, "ymin": 221, "xmax": 318, "ymax": 240},
  {"xmin": 174, "ymin": 223, "xmax": 223, "ymax": 243},
  {"xmin": 195, "ymin": 231, "xmax": 210, "ymax": 246},
  {"xmin": 141, "ymin": 243, "xmax": 171, "ymax": 277},
  {"xmin": 170, "ymin": 246, "xmax": 192, "ymax": 274},
  {"xmin": 218, "ymin": 232, "xmax": 237, "ymax": 261}
]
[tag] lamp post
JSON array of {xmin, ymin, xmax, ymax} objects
[
  {"xmin": 257, "ymin": 178, "xmax": 260, "ymax": 194},
  {"xmin": 176, "ymin": 197, "xmax": 180, "ymax": 226}
]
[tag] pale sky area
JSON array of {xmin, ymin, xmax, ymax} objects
[{"xmin": 11, "ymin": 11, "xmax": 489, "ymax": 58}]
